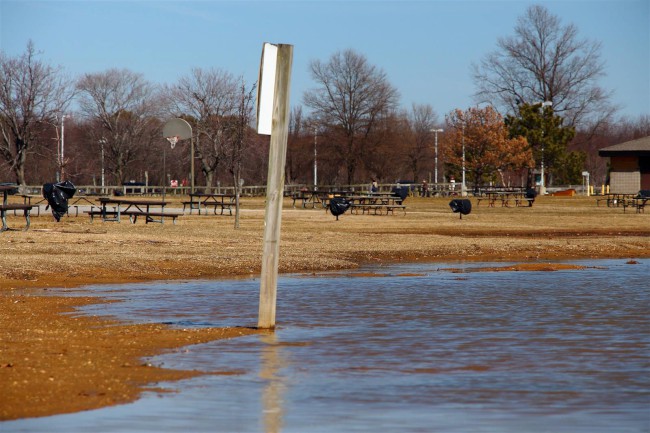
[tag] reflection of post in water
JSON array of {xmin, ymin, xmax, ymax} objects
[{"xmin": 260, "ymin": 333, "xmax": 287, "ymax": 433}]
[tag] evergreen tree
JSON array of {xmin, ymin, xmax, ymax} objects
[{"xmin": 505, "ymin": 103, "xmax": 577, "ymax": 187}]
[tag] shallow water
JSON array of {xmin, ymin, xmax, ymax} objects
[{"xmin": 4, "ymin": 259, "xmax": 649, "ymax": 433}]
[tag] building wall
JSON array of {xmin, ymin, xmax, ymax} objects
[
  {"xmin": 610, "ymin": 156, "xmax": 638, "ymax": 171},
  {"xmin": 610, "ymin": 171, "xmax": 640, "ymax": 193},
  {"xmin": 609, "ymin": 156, "xmax": 640, "ymax": 193},
  {"xmin": 640, "ymin": 157, "xmax": 650, "ymax": 190}
]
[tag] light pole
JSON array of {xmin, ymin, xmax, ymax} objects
[
  {"xmin": 313, "ymin": 127, "xmax": 318, "ymax": 190},
  {"xmin": 59, "ymin": 114, "xmax": 70, "ymax": 181},
  {"xmin": 99, "ymin": 138, "xmax": 106, "ymax": 194},
  {"xmin": 461, "ymin": 124, "xmax": 467, "ymax": 196},
  {"xmin": 539, "ymin": 101, "xmax": 552, "ymax": 195},
  {"xmin": 431, "ymin": 128, "xmax": 443, "ymax": 185}
]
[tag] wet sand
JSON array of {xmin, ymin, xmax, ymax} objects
[{"xmin": 1, "ymin": 196, "xmax": 648, "ymax": 420}]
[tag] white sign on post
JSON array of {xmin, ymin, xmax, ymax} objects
[
  {"xmin": 256, "ymin": 42, "xmax": 293, "ymax": 330},
  {"xmin": 257, "ymin": 43, "xmax": 278, "ymax": 135}
]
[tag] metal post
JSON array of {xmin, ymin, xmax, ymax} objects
[
  {"xmin": 539, "ymin": 147, "xmax": 546, "ymax": 189},
  {"xmin": 60, "ymin": 115, "xmax": 67, "ymax": 180},
  {"xmin": 100, "ymin": 138, "xmax": 106, "ymax": 194},
  {"xmin": 61, "ymin": 116, "xmax": 64, "ymax": 178},
  {"xmin": 162, "ymin": 148, "xmax": 166, "ymax": 202},
  {"xmin": 435, "ymin": 131, "xmax": 438, "ymax": 185},
  {"xmin": 539, "ymin": 101, "xmax": 552, "ymax": 195},
  {"xmin": 462, "ymin": 127, "xmax": 466, "ymax": 196},
  {"xmin": 313, "ymin": 127, "xmax": 318, "ymax": 190},
  {"xmin": 431, "ymin": 128, "xmax": 443, "ymax": 185},
  {"xmin": 190, "ymin": 136, "xmax": 195, "ymax": 194}
]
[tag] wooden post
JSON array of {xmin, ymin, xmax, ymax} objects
[{"xmin": 258, "ymin": 44, "xmax": 293, "ymax": 329}]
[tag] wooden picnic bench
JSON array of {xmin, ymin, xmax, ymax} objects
[
  {"xmin": 475, "ymin": 196, "xmax": 494, "ymax": 207},
  {"xmin": 515, "ymin": 197, "xmax": 535, "ymax": 207},
  {"xmin": 19, "ymin": 193, "xmax": 103, "ymax": 217},
  {"xmin": 86, "ymin": 209, "xmax": 182, "ymax": 224},
  {"xmin": 123, "ymin": 210, "xmax": 182, "ymax": 224},
  {"xmin": 182, "ymin": 200, "xmax": 234, "ymax": 215},
  {"xmin": 17, "ymin": 195, "xmax": 43, "ymax": 216},
  {"xmin": 622, "ymin": 197, "xmax": 648, "ymax": 213},
  {"xmin": 183, "ymin": 193, "xmax": 235, "ymax": 215},
  {"xmin": 87, "ymin": 198, "xmax": 182, "ymax": 224},
  {"xmin": 349, "ymin": 203, "xmax": 406, "ymax": 216},
  {"xmin": 476, "ymin": 191, "xmax": 534, "ymax": 207},
  {"xmin": 1, "ymin": 185, "xmax": 35, "ymax": 232},
  {"xmin": 291, "ymin": 190, "xmax": 328, "ymax": 209},
  {"xmin": 0, "ymin": 203, "xmax": 35, "ymax": 232},
  {"xmin": 596, "ymin": 193, "xmax": 635, "ymax": 207},
  {"xmin": 345, "ymin": 194, "xmax": 406, "ymax": 216}
]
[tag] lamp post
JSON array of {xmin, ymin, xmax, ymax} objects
[
  {"xmin": 313, "ymin": 127, "xmax": 318, "ymax": 190},
  {"xmin": 539, "ymin": 101, "xmax": 552, "ymax": 195},
  {"xmin": 461, "ymin": 125, "xmax": 467, "ymax": 196},
  {"xmin": 99, "ymin": 138, "xmax": 106, "ymax": 194},
  {"xmin": 59, "ymin": 114, "xmax": 70, "ymax": 181},
  {"xmin": 431, "ymin": 128, "xmax": 443, "ymax": 185}
]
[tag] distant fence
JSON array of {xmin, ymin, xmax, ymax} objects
[
  {"xmin": 15, "ymin": 182, "xmax": 594, "ymax": 197},
  {"xmin": 16, "ymin": 182, "xmax": 457, "ymax": 197}
]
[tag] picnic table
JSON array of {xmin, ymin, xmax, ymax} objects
[
  {"xmin": 476, "ymin": 191, "xmax": 532, "ymax": 207},
  {"xmin": 291, "ymin": 190, "xmax": 330, "ymax": 209},
  {"xmin": 17, "ymin": 194, "xmax": 45, "ymax": 216},
  {"xmin": 621, "ymin": 191, "xmax": 650, "ymax": 213},
  {"xmin": 183, "ymin": 193, "xmax": 236, "ymax": 215},
  {"xmin": 347, "ymin": 194, "xmax": 406, "ymax": 215},
  {"xmin": 1, "ymin": 185, "xmax": 34, "ymax": 232},
  {"xmin": 67, "ymin": 195, "xmax": 99, "ymax": 215},
  {"xmin": 87, "ymin": 197, "xmax": 181, "ymax": 224},
  {"xmin": 19, "ymin": 193, "xmax": 98, "ymax": 217},
  {"xmin": 596, "ymin": 193, "xmax": 636, "ymax": 207},
  {"xmin": 623, "ymin": 196, "xmax": 648, "ymax": 213}
]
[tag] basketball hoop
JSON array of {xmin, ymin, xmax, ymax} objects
[{"xmin": 166, "ymin": 136, "xmax": 179, "ymax": 149}]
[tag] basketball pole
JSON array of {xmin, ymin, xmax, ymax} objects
[
  {"xmin": 258, "ymin": 44, "xmax": 293, "ymax": 330},
  {"xmin": 190, "ymin": 136, "xmax": 195, "ymax": 194},
  {"xmin": 162, "ymin": 147, "xmax": 166, "ymax": 202}
]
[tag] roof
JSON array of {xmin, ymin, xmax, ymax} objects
[{"xmin": 599, "ymin": 136, "xmax": 650, "ymax": 157}]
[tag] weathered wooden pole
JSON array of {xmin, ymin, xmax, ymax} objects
[{"xmin": 258, "ymin": 43, "xmax": 293, "ymax": 329}]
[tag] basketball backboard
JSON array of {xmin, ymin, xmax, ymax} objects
[{"xmin": 162, "ymin": 118, "xmax": 192, "ymax": 140}]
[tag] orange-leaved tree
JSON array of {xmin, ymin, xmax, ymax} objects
[{"xmin": 444, "ymin": 106, "xmax": 532, "ymax": 191}]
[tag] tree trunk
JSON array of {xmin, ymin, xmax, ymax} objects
[
  {"xmin": 204, "ymin": 169, "xmax": 214, "ymax": 193},
  {"xmin": 346, "ymin": 136, "xmax": 356, "ymax": 186},
  {"xmin": 15, "ymin": 162, "xmax": 26, "ymax": 186},
  {"xmin": 13, "ymin": 138, "xmax": 27, "ymax": 186}
]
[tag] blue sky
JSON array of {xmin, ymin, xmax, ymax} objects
[{"xmin": 1, "ymin": 0, "xmax": 648, "ymax": 120}]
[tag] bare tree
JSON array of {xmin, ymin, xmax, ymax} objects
[
  {"xmin": 77, "ymin": 69, "xmax": 160, "ymax": 183},
  {"xmin": 162, "ymin": 68, "xmax": 239, "ymax": 189},
  {"xmin": 222, "ymin": 79, "xmax": 256, "ymax": 228},
  {"xmin": 407, "ymin": 104, "xmax": 439, "ymax": 182},
  {"xmin": 304, "ymin": 49, "xmax": 399, "ymax": 184},
  {"xmin": 0, "ymin": 41, "xmax": 74, "ymax": 185},
  {"xmin": 362, "ymin": 112, "xmax": 409, "ymax": 183},
  {"xmin": 286, "ymin": 106, "xmax": 313, "ymax": 185},
  {"xmin": 473, "ymin": 5, "xmax": 616, "ymax": 128}
]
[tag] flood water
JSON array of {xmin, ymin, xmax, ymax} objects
[{"xmin": 4, "ymin": 259, "xmax": 649, "ymax": 433}]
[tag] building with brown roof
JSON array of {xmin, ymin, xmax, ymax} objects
[{"xmin": 598, "ymin": 136, "xmax": 650, "ymax": 193}]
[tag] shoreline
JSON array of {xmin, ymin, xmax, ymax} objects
[{"xmin": 1, "ymin": 196, "xmax": 648, "ymax": 420}]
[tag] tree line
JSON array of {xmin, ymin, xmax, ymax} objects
[{"xmin": 1, "ymin": 5, "xmax": 648, "ymax": 191}]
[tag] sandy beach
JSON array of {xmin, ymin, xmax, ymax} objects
[{"xmin": 1, "ymin": 195, "xmax": 648, "ymax": 420}]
